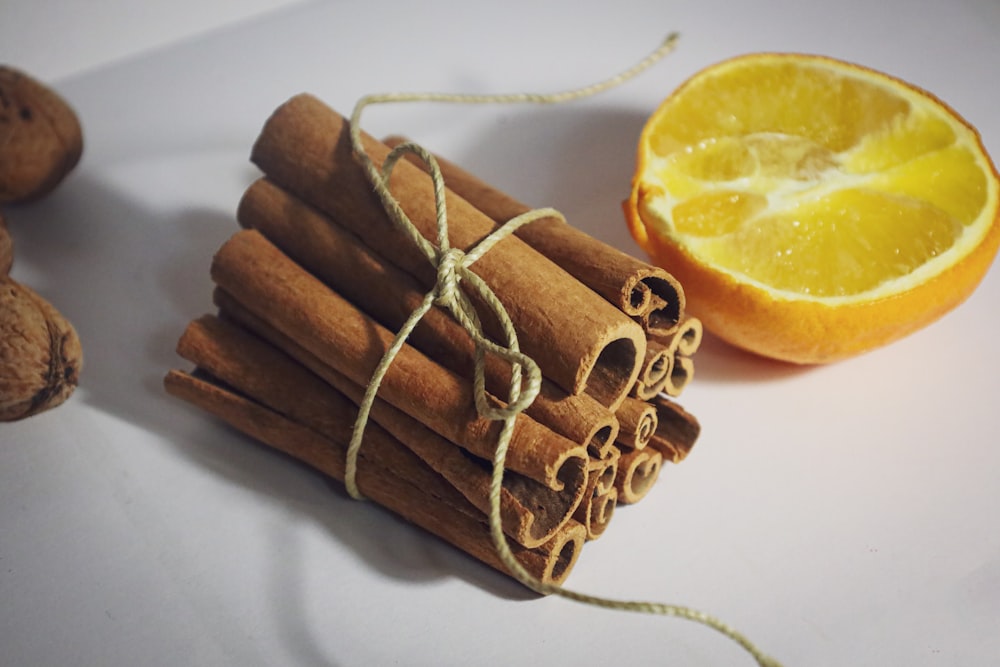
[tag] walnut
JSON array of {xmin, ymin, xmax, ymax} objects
[
  {"xmin": 0, "ymin": 277, "xmax": 82, "ymax": 421},
  {"xmin": 0, "ymin": 66, "xmax": 83, "ymax": 204},
  {"xmin": 0, "ymin": 211, "xmax": 11, "ymax": 275}
]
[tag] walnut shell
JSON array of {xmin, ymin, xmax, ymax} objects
[
  {"xmin": 0, "ymin": 277, "xmax": 82, "ymax": 421},
  {"xmin": 0, "ymin": 66, "xmax": 83, "ymax": 204},
  {"xmin": 0, "ymin": 211, "xmax": 11, "ymax": 275}
]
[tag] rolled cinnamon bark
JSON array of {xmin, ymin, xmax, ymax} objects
[
  {"xmin": 237, "ymin": 178, "xmax": 618, "ymax": 456},
  {"xmin": 661, "ymin": 317, "xmax": 703, "ymax": 398},
  {"xmin": 663, "ymin": 357, "xmax": 694, "ymax": 398},
  {"xmin": 590, "ymin": 446, "xmax": 621, "ymax": 497},
  {"xmin": 250, "ymin": 94, "xmax": 646, "ymax": 409},
  {"xmin": 177, "ymin": 313, "xmax": 585, "ymax": 549},
  {"xmin": 214, "ymin": 290, "xmax": 596, "ymax": 523},
  {"xmin": 573, "ymin": 454, "xmax": 619, "ymax": 540},
  {"xmin": 670, "ymin": 316, "xmax": 704, "ymax": 357},
  {"xmin": 613, "ymin": 396, "xmax": 658, "ymax": 451},
  {"xmin": 633, "ymin": 338, "xmax": 673, "ymax": 400},
  {"xmin": 647, "ymin": 395, "xmax": 701, "ymax": 463},
  {"xmin": 163, "ymin": 369, "xmax": 585, "ymax": 586},
  {"xmin": 211, "ymin": 229, "xmax": 587, "ymax": 492},
  {"xmin": 212, "ymin": 297, "xmax": 589, "ymax": 546},
  {"xmin": 382, "ymin": 135, "xmax": 685, "ymax": 336},
  {"xmin": 614, "ymin": 448, "xmax": 663, "ymax": 505}
]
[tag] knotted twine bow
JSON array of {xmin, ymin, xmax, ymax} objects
[{"xmin": 341, "ymin": 34, "xmax": 784, "ymax": 667}]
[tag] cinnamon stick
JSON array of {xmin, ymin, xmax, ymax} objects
[
  {"xmin": 249, "ymin": 93, "xmax": 646, "ymax": 409},
  {"xmin": 632, "ymin": 338, "xmax": 673, "ymax": 400},
  {"xmin": 590, "ymin": 446, "xmax": 621, "ymax": 497},
  {"xmin": 635, "ymin": 338, "xmax": 672, "ymax": 393},
  {"xmin": 613, "ymin": 396, "xmax": 658, "ymax": 451},
  {"xmin": 614, "ymin": 448, "xmax": 663, "ymax": 505},
  {"xmin": 647, "ymin": 395, "xmax": 701, "ymax": 463},
  {"xmin": 211, "ymin": 228, "xmax": 587, "ymax": 492},
  {"xmin": 661, "ymin": 317, "xmax": 703, "ymax": 398},
  {"xmin": 382, "ymin": 135, "xmax": 685, "ymax": 336},
  {"xmin": 663, "ymin": 357, "xmax": 695, "ymax": 398},
  {"xmin": 212, "ymin": 296, "xmax": 588, "ymax": 546},
  {"xmin": 573, "ymin": 454, "xmax": 619, "ymax": 540},
  {"xmin": 163, "ymin": 369, "xmax": 585, "ymax": 585},
  {"xmin": 236, "ymin": 178, "xmax": 619, "ymax": 456},
  {"xmin": 177, "ymin": 313, "xmax": 585, "ymax": 548},
  {"xmin": 671, "ymin": 316, "xmax": 704, "ymax": 357}
]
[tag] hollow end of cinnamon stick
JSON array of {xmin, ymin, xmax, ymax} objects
[
  {"xmin": 632, "ymin": 379, "xmax": 666, "ymax": 402},
  {"xmin": 663, "ymin": 355, "xmax": 695, "ymax": 398},
  {"xmin": 659, "ymin": 317, "xmax": 702, "ymax": 397},
  {"xmin": 637, "ymin": 338, "xmax": 673, "ymax": 389},
  {"xmin": 614, "ymin": 397, "xmax": 658, "ymax": 451},
  {"xmin": 673, "ymin": 316, "xmax": 704, "ymax": 357},
  {"xmin": 636, "ymin": 414, "xmax": 657, "ymax": 449},
  {"xmin": 594, "ymin": 461, "xmax": 617, "ymax": 498},
  {"xmin": 632, "ymin": 334, "xmax": 685, "ymax": 400},
  {"xmin": 585, "ymin": 420, "xmax": 620, "ymax": 460},
  {"xmin": 626, "ymin": 270, "xmax": 686, "ymax": 338},
  {"xmin": 574, "ymin": 481, "xmax": 617, "ymax": 541},
  {"xmin": 614, "ymin": 448, "xmax": 664, "ymax": 505},
  {"xmin": 589, "ymin": 446, "xmax": 621, "ymax": 496},
  {"xmin": 580, "ymin": 334, "xmax": 645, "ymax": 412},
  {"xmin": 588, "ymin": 487, "xmax": 617, "ymax": 540},
  {"xmin": 574, "ymin": 453, "xmax": 619, "ymax": 540},
  {"xmin": 500, "ymin": 460, "xmax": 588, "ymax": 548},
  {"xmin": 619, "ymin": 279, "xmax": 651, "ymax": 317},
  {"xmin": 534, "ymin": 520, "xmax": 587, "ymax": 586}
]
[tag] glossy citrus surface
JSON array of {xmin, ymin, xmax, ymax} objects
[{"xmin": 626, "ymin": 53, "xmax": 1000, "ymax": 363}]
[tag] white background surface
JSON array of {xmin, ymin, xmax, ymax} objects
[{"xmin": 2, "ymin": 1, "xmax": 999, "ymax": 665}]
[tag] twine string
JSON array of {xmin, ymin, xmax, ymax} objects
[
  {"xmin": 343, "ymin": 34, "xmax": 783, "ymax": 667},
  {"xmin": 344, "ymin": 139, "xmax": 550, "ymax": 499}
]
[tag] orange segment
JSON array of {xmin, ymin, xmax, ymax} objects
[
  {"xmin": 693, "ymin": 189, "xmax": 963, "ymax": 296},
  {"xmin": 625, "ymin": 53, "xmax": 1000, "ymax": 363},
  {"xmin": 672, "ymin": 191, "xmax": 767, "ymax": 237},
  {"xmin": 872, "ymin": 145, "xmax": 988, "ymax": 224}
]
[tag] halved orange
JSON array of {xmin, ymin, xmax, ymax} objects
[{"xmin": 625, "ymin": 53, "xmax": 1000, "ymax": 364}]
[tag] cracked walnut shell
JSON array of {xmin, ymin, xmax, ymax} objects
[
  {"xmin": 0, "ymin": 66, "xmax": 83, "ymax": 204},
  {"xmin": 1, "ymin": 277, "xmax": 82, "ymax": 421}
]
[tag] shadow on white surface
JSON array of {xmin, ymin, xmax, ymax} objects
[
  {"xmin": 441, "ymin": 104, "xmax": 652, "ymax": 253},
  {"xmin": 7, "ymin": 173, "xmax": 231, "ymax": 434},
  {"xmin": 687, "ymin": 331, "xmax": 814, "ymax": 383}
]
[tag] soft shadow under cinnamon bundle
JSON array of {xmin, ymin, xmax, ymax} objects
[{"xmin": 165, "ymin": 93, "xmax": 703, "ymax": 587}]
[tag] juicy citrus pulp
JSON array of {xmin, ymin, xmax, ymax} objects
[{"xmin": 625, "ymin": 53, "xmax": 1000, "ymax": 363}]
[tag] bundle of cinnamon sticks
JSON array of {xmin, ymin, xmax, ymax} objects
[{"xmin": 165, "ymin": 93, "xmax": 703, "ymax": 587}]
